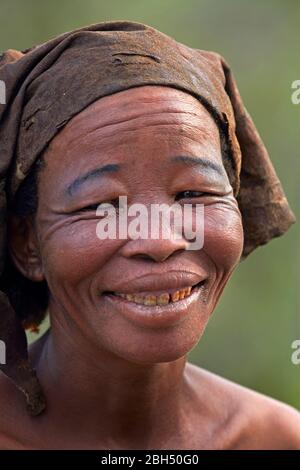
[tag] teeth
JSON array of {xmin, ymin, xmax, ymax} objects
[
  {"xmin": 144, "ymin": 295, "xmax": 157, "ymax": 306},
  {"xmin": 133, "ymin": 295, "xmax": 144, "ymax": 304},
  {"xmin": 179, "ymin": 290, "xmax": 186, "ymax": 300},
  {"xmin": 157, "ymin": 293, "xmax": 170, "ymax": 306},
  {"xmin": 113, "ymin": 285, "xmax": 196, "ymax": 306},
  {"xmin": 171, "ymin": 291, "xmax": 180, "ymax": 302}
]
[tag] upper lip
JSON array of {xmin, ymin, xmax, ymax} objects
[{"xmin": 102, "ymin": 271, "xmax": 207, "ymax": 296}]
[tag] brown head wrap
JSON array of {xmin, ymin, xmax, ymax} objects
[{"xmin": 0, "ymin": 20, "xmax": 295, "ymax": 415}]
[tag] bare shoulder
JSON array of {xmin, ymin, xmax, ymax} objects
[{"xmin": 186, "ymin": 361, "xmax": 300, "ymax": 449}]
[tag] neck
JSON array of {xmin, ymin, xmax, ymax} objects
[{"xmin": 34, "ymin": 311, "xmax": 189, "ymax": 447}]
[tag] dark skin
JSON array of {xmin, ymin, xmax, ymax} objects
[{"xmin": 0, "ymin": 86, "xmax": 300, "ymax": 449}]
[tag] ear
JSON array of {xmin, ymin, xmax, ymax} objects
[{"xmin": 7, "ymin": 214, "xmax": 45, "ymax": 282}]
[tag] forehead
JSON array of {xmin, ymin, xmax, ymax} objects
[
  {"xmin": 37, "ymin": 85, "xmax": 227, "ymax": 201},
  {"xmin": 45, "ymin": 85, "xmax": 220, "ymax": 155}
]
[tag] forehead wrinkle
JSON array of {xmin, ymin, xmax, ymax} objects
[
  {"xmin": 57, "ymin": 89, "xmax": 214, "ymax": 146},
  {"xmin": 62, "ymin": 111, "xmax": 218, "ymax": 152},
  {"xmin": 69, "ymin": 107, "xmax": 209, "ymax": 133},
  {"xmin": 68, "ymin": 86, "xmax": 202, "ymax": 123}
]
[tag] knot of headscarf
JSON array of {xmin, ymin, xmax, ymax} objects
[{"xmin": 0, "ymin": 20, "xmax": 295, "ymax": 415}]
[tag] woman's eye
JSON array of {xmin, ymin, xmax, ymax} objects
[
  {"xmin": 175, "ymin": 190, "xmax": 206, "ymax": 201},
  {"xmin": 80, "ymin": 203, "xmax": 100, "ymax": 212},
  {"xmin": 80, "ymin": 199, "xmax": 120, "ymax": 212}
]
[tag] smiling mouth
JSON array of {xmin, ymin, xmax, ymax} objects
[{"xmin": 103, "ymin": 281, "xmax": 205, "ymax": 307}]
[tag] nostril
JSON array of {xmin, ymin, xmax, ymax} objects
[{"xmin": 131, "ymin": 253, "xmax": 156, "ymax": 262}]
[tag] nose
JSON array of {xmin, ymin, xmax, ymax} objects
[{"xmin": 120, "ymin": 236, "xmax": 190, "ymax": 263}]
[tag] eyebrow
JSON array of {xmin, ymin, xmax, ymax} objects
[
  {"xmin": 66, "ymin": 163, "xmax": 121, "ymax": 197},
  {"xmin": 171, "ymin": 155, "xmax": 225, "ymax": 177},
  {"xmin": 65, "ymin": 155, "xmax": 225, "ymax": 197}
]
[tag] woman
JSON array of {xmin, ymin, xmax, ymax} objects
[{"xmin": 0, "ymin": 20, "xmax": 299, "ymax": 449}]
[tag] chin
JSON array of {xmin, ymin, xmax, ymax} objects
[{"xmin": 94, "ymin": 317, "xmax": 209, "ymax": 365}]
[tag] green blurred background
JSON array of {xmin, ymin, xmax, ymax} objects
[{"xmin": 1, "ymin": 0, "xmax": 299, "ymax": 408}]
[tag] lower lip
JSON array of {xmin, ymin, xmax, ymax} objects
[{"xmin": 102, "ymin": 282, "xmax": 206, "ymax": 329}]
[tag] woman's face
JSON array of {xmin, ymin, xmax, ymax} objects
[{"xmin": 28, "ymin": 85, "xmax": 243, "ymax": 363}]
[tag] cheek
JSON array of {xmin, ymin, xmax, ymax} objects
[
  {"xmin": 40, "ymin": 220, "xmax": 120, "ymax": 288},
  {"xmin": 203, "ymin": 204, "xmax": 244, "ymax": 271}
]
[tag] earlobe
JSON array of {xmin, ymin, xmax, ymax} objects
[{"xmin": 7, "ymin": 214, "xmax": 45, "ymax": 282}]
